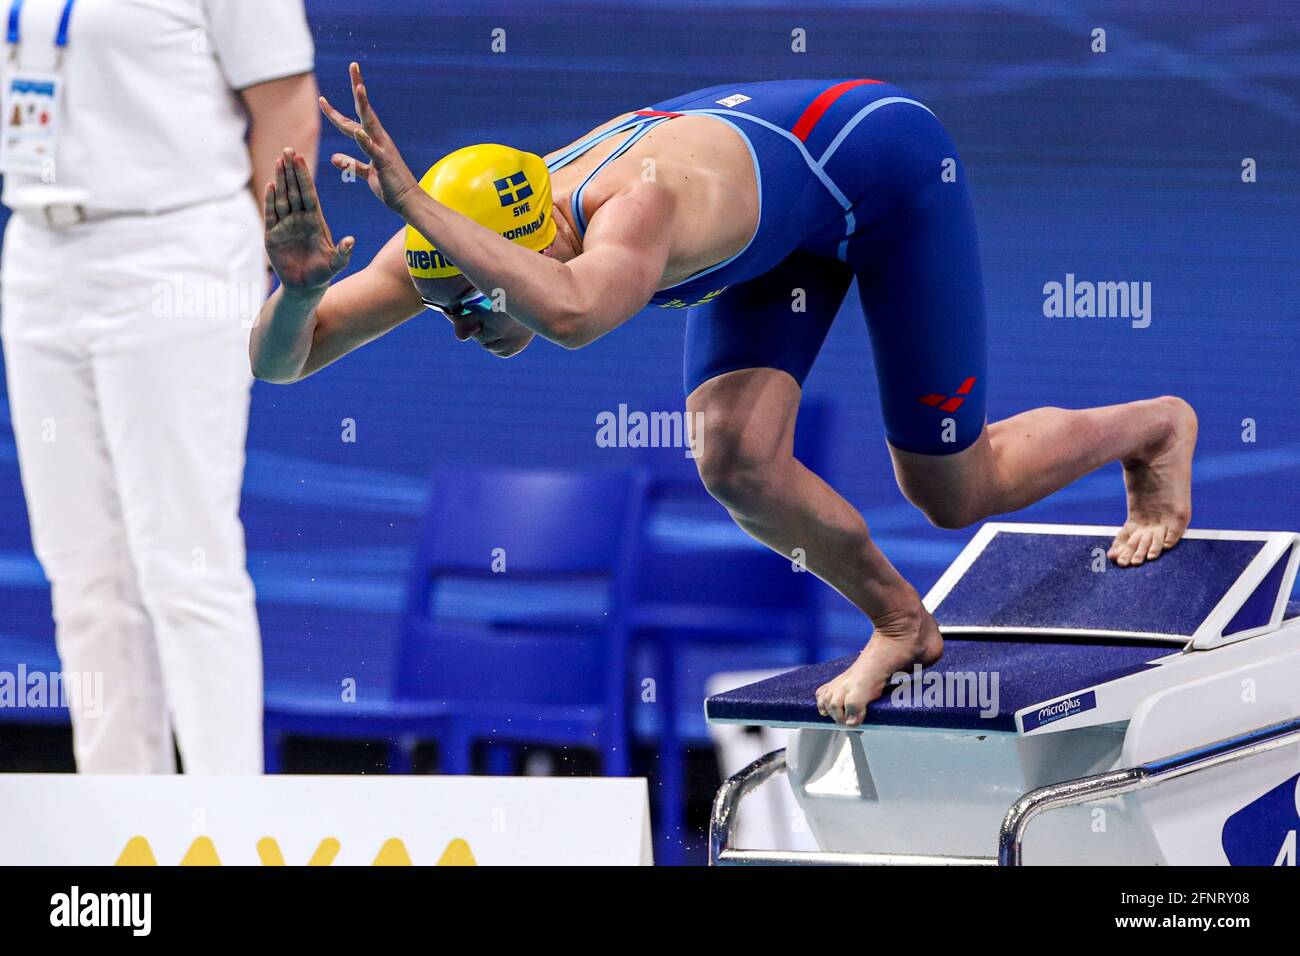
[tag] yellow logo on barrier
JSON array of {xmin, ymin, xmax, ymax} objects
[{"xmin": 115, "ymin": 836, "xmax": 477, "ymax": 866}]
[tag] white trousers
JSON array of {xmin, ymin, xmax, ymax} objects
[{"xmin": 1, "ymin": 192, "xmax": 265, "ymax": 773}]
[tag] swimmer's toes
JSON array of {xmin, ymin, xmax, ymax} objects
[
  {"xmin": 1145, "ymin": 534, "xmax": 1165, "ymax": 561},
  {"xmin": 1109, "ymin": 526, "xmax": 1134, "ymax": 565}
]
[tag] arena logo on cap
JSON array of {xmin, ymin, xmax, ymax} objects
[{"xmin": 406, "ymin": 247, "xmax": 455, "ymax": 276}]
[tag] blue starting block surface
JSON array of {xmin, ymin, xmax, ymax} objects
[
  {"xmin": 704, "ymin": 523, "xmax": 1300, "ymax": 733},
  {"xmin": 705, "ymin": 601, "xmax": 1300, "ymax": 733},
  {"xmin": 705, "ymin": 637, "xmax": 1181, "ymax": 732},
  {"xmin": 926, "ymin": 524, "xmax": 1300, "ymax": 648}
]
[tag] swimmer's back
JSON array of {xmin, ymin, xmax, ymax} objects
[
  {"xmin": 546, "ymin": 109, "xmax": 760, "ymax": 292},
  {"xmin": 547, "ymin": 79, "xmax": 938, "ymax": 307}
]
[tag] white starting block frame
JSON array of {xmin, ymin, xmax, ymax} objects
[{"xmin": 708, "ymin": 523, "xmax": 1300, "ymax": 866}]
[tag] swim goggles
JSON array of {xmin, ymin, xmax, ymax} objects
[{"xmin": 420, "ymin": 289, "xmax": 496, "ymax": 319}]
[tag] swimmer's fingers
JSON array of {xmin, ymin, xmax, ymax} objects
[
  {"xmin": 348, "ymin": 62, "xmax": 391, "ymax": 146},
  {"xmin": 319, "ymin": 93, "xmax": 366, "ymax": 143},
  {"xmin": 330, "ymin": 151, "xmax": 390, "ymax": 206},
  {"xmin": 331, "ymin": 152, "xmax": 371, "ymax": 176},
  {"xmin": 823, "ymin": 686, "xmax": 846, "ymax": 725},
  {"xmin": 815, "ymin": 680, "xmax": 835, "ymax": 718},
  {"xmin": 273, "ymin": 155, "xmax": 292, "ymax": 220},
  {"xmin": 279, "ymin": 148, "xmax": 306, "ymax": 211},
  {"xmin": 262, "ymin": 180, "xmax": 278, "ymax": 233},
  {"xmin": 319, "ymin": 94, "xmax": 373, "ymax": 153},
  {"xmin": 330, "ymin": 236, "xmax": 356, "ymax": 273},
  {"xmin": 287, "ymin": 149, "xmax": 320, "ymax": 215},
  {"xmin": 842, "ymin": 689, "xmax": 870, "ymax": 727}
]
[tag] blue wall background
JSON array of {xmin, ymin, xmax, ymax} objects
[{"xmin": 1, "ymin": 0, "xmax": 1298, "ymax": 695}]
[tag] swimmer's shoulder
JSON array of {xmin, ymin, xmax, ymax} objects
[{"xmin": 543, "ymin": 111, "xmax": 638, "ymax": 165}]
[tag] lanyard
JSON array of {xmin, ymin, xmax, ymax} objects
[{"xmin": 7, "ymin": 0, "xmax": 76, "ymax": 50}]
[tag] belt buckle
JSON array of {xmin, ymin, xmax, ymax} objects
[{"xmin": 42, "ymin": 204, "xmax": 86, "ymax": 229}]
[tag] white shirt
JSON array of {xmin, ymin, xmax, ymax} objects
[{"xmin": 1, "ymin": 0, "xmax": 314, "ymax": 212}]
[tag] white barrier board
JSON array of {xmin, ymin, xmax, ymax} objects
[{"xmin": 0, "ymin": 774, "xmax": 653, "ymax": 866}]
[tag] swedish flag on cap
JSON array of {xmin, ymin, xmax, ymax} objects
[{"xmin": 405, "ymin": 144, "xmax": 557, "ymax": 280}]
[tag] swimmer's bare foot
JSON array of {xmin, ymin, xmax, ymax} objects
[
  {"xmin": 815, "ymin": 603, "xmax": 943, "ymax": 727},
  {"xmin": 1108, "ymin": 396, "xmax": 1197, "ymax": 567}
]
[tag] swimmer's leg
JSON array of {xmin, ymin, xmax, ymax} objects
[
  {"xmin": 819, "ymin": 106, "xmax": 1192, "ymax": 719},
  {"xmin": 687, "ymin": 368, "xmax": 942, "ymax": 727},
  {"xmin": 890, "ymin": 399, "xmax": 1196, "ymax": 567},
  {"xmin": 684, "ymin": 254, "xmax": 939, "ymax": 726},
  {"xmin": 849, "ymin": 159, "xmax": 1195, "ymax": 567}
]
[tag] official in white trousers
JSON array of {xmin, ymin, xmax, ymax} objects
[{"xmin": 0, "ymin": 0, "xmax": 319, "ymax": 773}]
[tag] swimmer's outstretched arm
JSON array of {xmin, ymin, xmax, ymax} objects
[
  {"xmin": 397, "ymin": 183, "xmax": 672, "ymax": 348},
  {"xmin": 250, "ymin": 147, "xmax": 423, "ymax": 383},
  {"xmin": 321, "ymin": 62, "xmax": 674, "ymax": 349}
]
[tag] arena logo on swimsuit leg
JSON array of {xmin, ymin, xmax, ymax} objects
[
  {"xmin": 918, "ymin": 376, "xmax": 976, "ymax": 413},
  {"xmin": 1041, "ymin": 273, "xmax": 1152, "ymax": 328}
]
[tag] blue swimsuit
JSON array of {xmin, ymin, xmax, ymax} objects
[{"xmin": 546, "ymin": 79, "xmax": 987, "ymax": 454}]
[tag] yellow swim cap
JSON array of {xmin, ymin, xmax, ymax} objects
[{"xmin": 404, "ymin": 144, "xmax": 557, "ymax": 282}]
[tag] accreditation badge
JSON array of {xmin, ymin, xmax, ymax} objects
[{"xmin": 0, "ymin": 70, "xmax": 61, "ymax": 176}]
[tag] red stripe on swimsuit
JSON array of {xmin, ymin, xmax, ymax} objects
[{"xmin": 790, "ymin": 80, "xmax": 883, "ymax": 141}]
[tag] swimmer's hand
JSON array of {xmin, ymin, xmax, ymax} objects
[
  {"xmin": 264, "ymin": 147, "xmax": 356, "ymax": 293},
  {"xmin": 320, "ymin": 62, "xmax": 420, "ymax": 213}
]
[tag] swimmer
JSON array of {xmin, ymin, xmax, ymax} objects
[{"xmin": 250, "ymin": 63, "xmax": 1197, "ymax": 727}]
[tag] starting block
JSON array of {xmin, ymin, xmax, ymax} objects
[{"xmin": 706, "ymin": 523, "xmax": 1300, "ymax": 865}]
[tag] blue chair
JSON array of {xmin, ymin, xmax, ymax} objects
[
  {"xmin": 264, "ymin": 467, "xmax": 646, "ymax": 777},
  {"xmin": 630, "ymin": 398, "xmax": 828, "ymax": 863}
]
